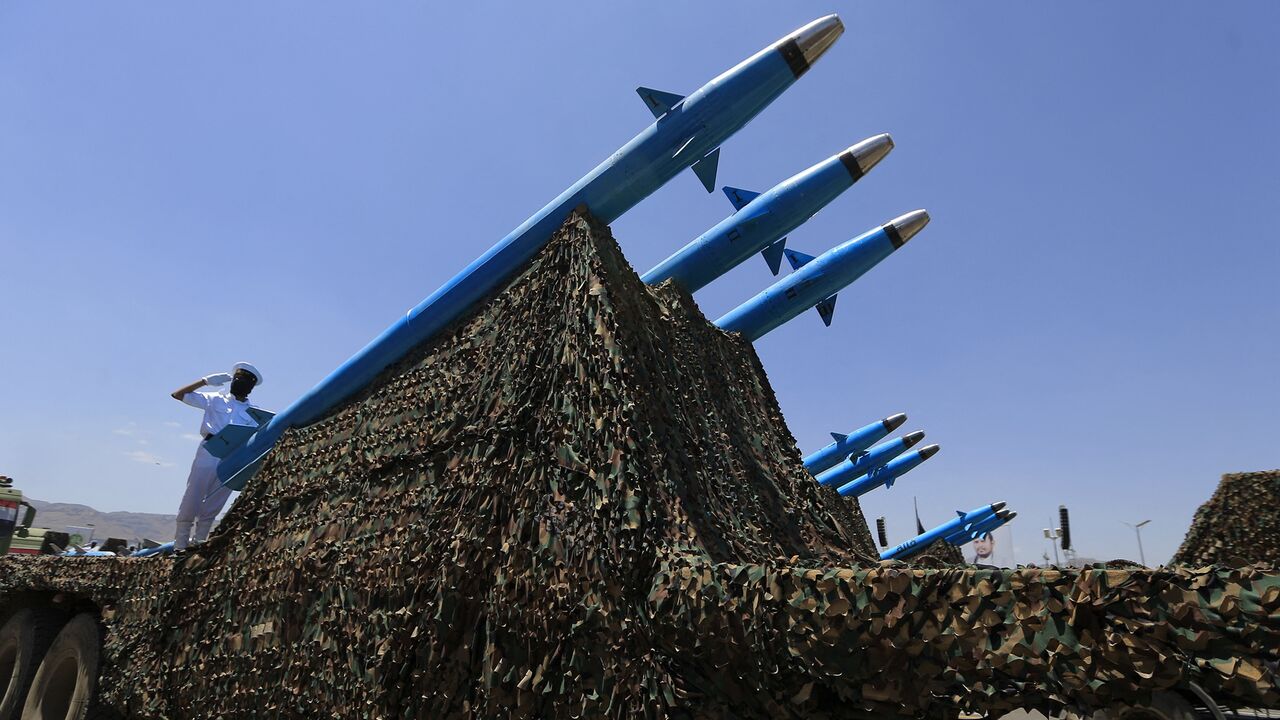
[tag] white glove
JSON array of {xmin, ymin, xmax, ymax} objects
[{"xmin": 202, "ymin": 372, "xmax": 233, "ymax": 386}]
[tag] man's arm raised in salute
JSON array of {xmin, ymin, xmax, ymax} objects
[{"xmin": 170, "ymin": 373, "xmax": 232, "ymax": 402}]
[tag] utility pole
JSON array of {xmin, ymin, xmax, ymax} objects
[{"xmin": 1123, "ymin": 519, "xmax": 1151, "ymax": 566}]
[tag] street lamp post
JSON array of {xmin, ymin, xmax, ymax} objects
[
  {"xmin": 1043, "ymin": 526, "xmax": 1062, "ymax": 566},
  {"xmin": 1123, "ymin": 519, "xmax": 1151, "ymax": 566}
]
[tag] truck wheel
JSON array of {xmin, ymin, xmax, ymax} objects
[
  {"xmin": 1110, "ymin": 692, "xmax": 1198, "ymax": 720},
  {"xmin": 0, "ymin": 609, "xmax": 63, "ymax": 720},
  {"xmin": 18, "ymin": 614, "xmax": 100, "ymax": 720}
]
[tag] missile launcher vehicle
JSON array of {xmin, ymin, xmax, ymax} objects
[{"xmin": 1, "ymin": 16, "xmax": 1276, "ymax": 720}]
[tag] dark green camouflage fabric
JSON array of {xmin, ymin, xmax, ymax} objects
[
  {"xmin": 1, "ymin": 213, "xmax": 1276, "ymax": 718},
  {"xmin": 1174, "ymin": 470, "xmax": 1280, "ymax": 567}
]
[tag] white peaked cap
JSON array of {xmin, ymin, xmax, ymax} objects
[{"xmin": 232, "ymin": 361, "xmax": 264, "ymax": 386}]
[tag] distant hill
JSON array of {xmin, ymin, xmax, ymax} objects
[{"xmin": 25, "ymin": 498, "xmax": 175, "ymax": 545}]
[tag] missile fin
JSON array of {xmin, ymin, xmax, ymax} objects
[
  {"xmin": 815, "ymin": 294, "xmax": 837, "ymax": 326},
  {"xmin": 884, "ymin": 473, "xmax": 895, "ymax": 488},
  {"xmin": 690, "ymin": 148, "xmax": 720, "ymax": 193},
  {"xmin": 761, "ymin": 237, "xmax": 787, "ymax": 275},
  {"xmin": 636, "ymin": 87, "xmax": 686, "ymax": 119},
  {"xmin": 723, "ymin": 186, "xmax": 762, "ymax": 211},
  {"xmin": 829, "ymin": 431, "xmax": 848, "ymax": 443},
  {"xmin": 784, "ymin": 248, "xmax": 816, "ymax": 270}
]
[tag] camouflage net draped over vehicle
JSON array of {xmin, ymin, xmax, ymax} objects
[
  {"xmin": 1, "ymin": 213, "xmax": 1277, "ymax": 719},
  {"xmin": 1174, "ymin": 470, "xmax": 1280, "ymax": 567},
  {"xmin": 906, "ymin": 538, "xmax": 965, "ymax": 566}
]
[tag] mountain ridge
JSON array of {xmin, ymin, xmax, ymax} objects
[{"xmin": 23, "ymin": 498, "xmax": 175, "ymax": 543}]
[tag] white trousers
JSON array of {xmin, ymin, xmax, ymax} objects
[{"xmin": 175, "ymin": 445, "xmax": 232, "ymax": 547}]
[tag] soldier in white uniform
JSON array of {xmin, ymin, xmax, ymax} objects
[{"xmin": 169, "ymin": 362, "xmax": 264, "ymax": 551}]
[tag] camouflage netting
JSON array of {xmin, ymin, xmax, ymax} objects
[
  {"xmin": 907, "ymin": 539, "xmax": 965, "ymax": 566},
  {"xmin": 1173, "ymin": 470, "xmax": 1280, "ymax": 567},
  {"xmin": 2, "ymin": 213, "xmax": 1278, "ymax": 718}
]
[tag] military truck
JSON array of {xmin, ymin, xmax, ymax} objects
[
  {"xmin": 1, "ymin": 215, "xmax": 1277, "ymax": 720},
  {"xmin": 0, "ymin": 477, "xmax": 66, "ymax": 556}
]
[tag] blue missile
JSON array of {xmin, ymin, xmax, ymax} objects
[
  {"xmin": 943, "ymin": 510, "xmax": 1016, "ymax": 546},
  {"xmin": 880, "ymin": 502, "xmax": 1010, "ymax": 561},
  {"xmin": 834, "ymin": 444, "xmax": 939, "ymax": 498},
  {"xmin": 131, "ymin": 542, "xmax": 174, "ymax": 558},
  {"xmin": 814, "ymin": 431, "xmax": 925, "ymax": 487},
  {"xmin": 216, "ymin": 16, "xmax": 846, "ymax": 489},
  {"xmin": 641, "ymin": 134, "xmax": 894, "ymax": 292},
  {"xmin": 935, "ymin": 504, "xmax": 1004, "ymax": 543},
  {"xmin": 714, "ymin": 210, "xmax": 929, "ymax": 341},
  {"xmin": 803, "ymin": 412, "xmax": 907, "ymax": 476}
]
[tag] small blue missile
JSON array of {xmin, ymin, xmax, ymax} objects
[
  {"xmin": 642, "ymin": 134, "xmax": 894, "ymax": 292},
  {"xmin": 814, "ymin": 431, "xmax": 925, "ymax": 487},
  {"xmin": 714, "ymin": 210, "xmax": 929, "ymax": 342},
  {"xmin": 132, "ymin": 542, "xmax": 175, "ymax": 558},
  {"xmin": 803, "ymin": 412, "xmax": 907, "ymax": 476},
  {"xmin": 835, "ymin": 444, "xmax": 939, "ymax": 498},
  {"xmin": 880, "ymin": 502, "xmax": 1010, "ymax": 561},
  {"xmin": 948, "ymin": 505, "xmax": 1006, "ymax": 541},
  {"xmin": 943, "ymin": 510, "xmax": 1016, "ymax": 546},
  {"xmin": 216, "ymin": 16, "xmax": 846, "ymax": 489}
]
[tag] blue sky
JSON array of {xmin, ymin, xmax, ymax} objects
[{"xmin": 1, "ymin": 3, "xmax": 1276, "ymax": 564}]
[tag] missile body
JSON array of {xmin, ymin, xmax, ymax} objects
[
  {"xmin": 714, "ymin": 210, "xmax": 929, "ymax": 342},
  {"xmin": 880, "ymin": 502, "xmax": 1011, "ymax": 561},
  {"xmin": 814, "ymin": 431, "xmax": 924, "ymax": 487},
  {"xmin": 835, "ymin": 444, "xmax": 938, "ymax": 498},
  {"xmin": 641, "ymin": 134, "xmax": 893, "ymax": 292},
  {"xmin": 803, "ymin": 412, "xmax": 906, "ymax": 476},
  {"xmin": 217, "ymin": 16, "xmax": 845, "ymax": 489}
]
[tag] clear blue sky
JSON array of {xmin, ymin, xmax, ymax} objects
[{"xmin": 1, "ymin": 3, "xmax": 1276, "ymax": 564}]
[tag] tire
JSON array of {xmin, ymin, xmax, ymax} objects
[
  {"xmin": 1106, "ymin": 692, "xmax": 1199, "ymax": 720},
  {"xmin": 0, "ymin": 609, "xmax": 64, "ymax": 720},
  {"xmin": 18, "ymin": 614, "xmax": 100, "ymax": 720}
]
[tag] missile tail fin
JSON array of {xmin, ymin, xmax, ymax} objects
[
  {"xmin": 723, "ymin": 186, "xmax": 762, "ymax": 210},
  {"xmin": 815, "ymin": 294, "xmax": 837, "ymax": 326},
  {"xmin": 784, "ymin": 248, "xmax": 816, "ymax": 270},
  {"xmin": 636, "ymin": 87, "xmax": 685, "ymax": 118},
  {"xmin": 690, "ymin": 148, "xmax": 720, "ymax": 192},
  {"xmin": 829, "ymin": 431, "xmax": 848, "ymax": 443},
  {"xmin": 761, "ymin": 237, "xmax": 786, "ymax": 275}
]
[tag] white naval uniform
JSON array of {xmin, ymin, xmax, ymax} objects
[{"xmin": 175, "ymin": 390, "xmax": 258, "ymax": 548}]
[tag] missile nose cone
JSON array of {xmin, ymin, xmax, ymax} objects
[
  {"xmin": 918, "ymin": 444, "xmax": 940, "ymax": 460},
  {"xmin": 991, "ymin": 501, "xmax": 1007, "ymax": 512},
  {"xmin": 886, "ymin": 209, "xmax": 930, "ymax": 248},
  {"xmin": 792, "ymin": 15, "xmax": 844, "ymax": 67},
  {"xmin": 849, "ymin": 133, "xmax": 894, "ymax": 176},
  {"xmin": 902, "ymin": 431, "xmax": 925, "ymax": 448},
  {"xmin": 882, "ymin": 413, "xmax": 907, "ymax": 432},
  {"xmin": 998, "ymin": 510, "xmax": 1017, "ymax": 521}
]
